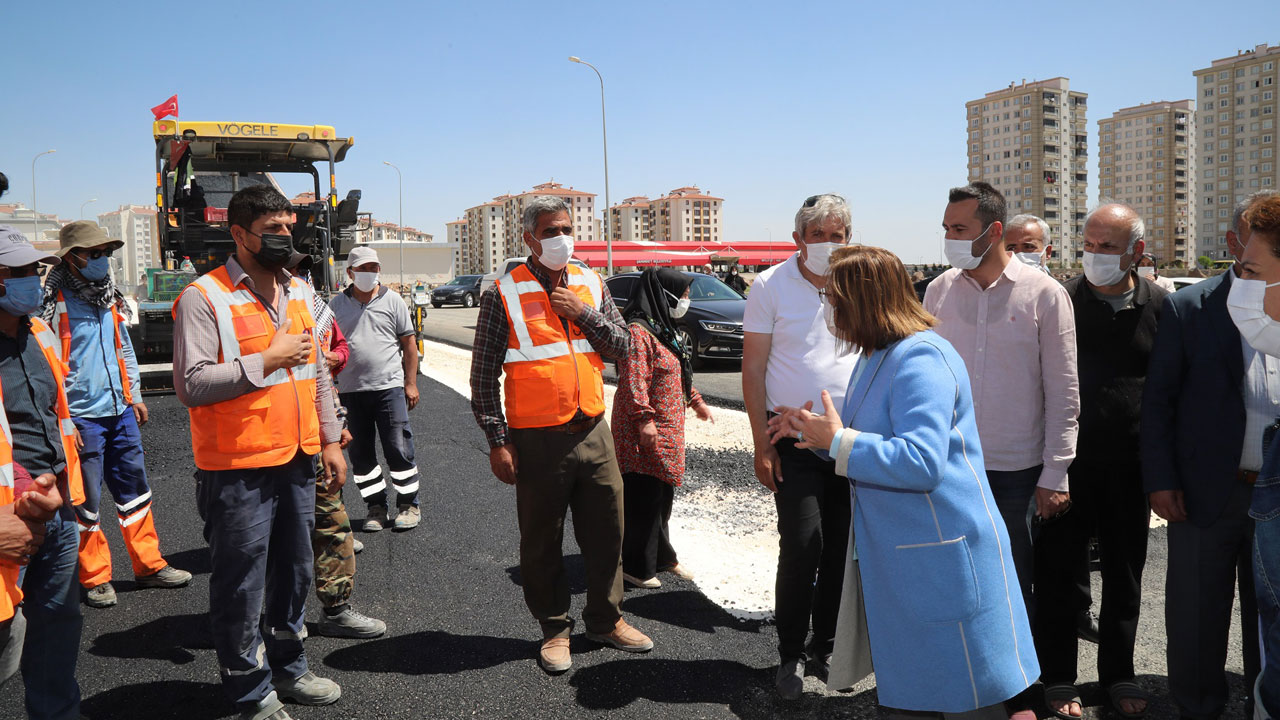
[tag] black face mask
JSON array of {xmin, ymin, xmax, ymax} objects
[{"xmin": 241, "ymin": 228, "xmax": 294, "ymax": 270}]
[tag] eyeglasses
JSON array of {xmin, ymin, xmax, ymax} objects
[
  {"xmin": 803, "ymin": 193, "xmax": 847, "ymax": 208},
  {"xmin": 0, "ymin": 264, "xmax": 47, "ymax": 279},
  {"xmin": 74, "ymin": 248, "xmax": 114, "ymax": 260}
]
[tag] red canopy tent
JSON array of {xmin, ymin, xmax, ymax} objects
[{"xmin": 570, "ymin": 240, "xmax": 793, "ymax": 269}]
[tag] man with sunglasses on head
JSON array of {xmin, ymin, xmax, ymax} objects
[
  {"xmin": 173, "ymin": 185, "xmax": 347, "ymax": 720},
  {"xmin": 743, "ymin": 193, "xmax": 859, "ymax": 699},
  {"xmin": 39, "ymin": 221, "xmax": 191, "ymax": 611},
  {"xmin": 0, "ymin": 224, "xmax": 86, "ymax": 719}
]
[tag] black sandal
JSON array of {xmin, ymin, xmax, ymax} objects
[
  {"xmin": 1043, "ymin": 683, "xmax": 1083, "ymax": 719},
  {"xmin": 1107, "ymin": 680, "xmax": 1150, "ymax": 719}
]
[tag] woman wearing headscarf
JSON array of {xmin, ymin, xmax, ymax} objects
[{"xmin": 612, "ymin": 268, "xmax": 714, "ymax": 589}]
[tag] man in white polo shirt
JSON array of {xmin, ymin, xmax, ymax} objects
[{"xmin": 743, "ymin": 193, "xmax": 859, "ymax": 699}]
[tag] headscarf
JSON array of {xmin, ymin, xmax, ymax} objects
[
  {"xmin": 39, "ymin": 262, "xmax": 130, "ymax": 325},
  {"xmin": 621, "ymin": 267, "xmax": 695, "ymax": 401}
]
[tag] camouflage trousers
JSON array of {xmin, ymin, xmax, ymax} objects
[{"xmin": 313, "ymin": 474, "xmax": 355, "ymax": 609}]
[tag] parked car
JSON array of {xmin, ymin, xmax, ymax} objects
[
  {"xmin": 1170, "ymin": 276, "xmax": 1205, "ymax": 290},
  {"xmin": 605, "ymin": 271, "xmax": 745, "ymax": 366},
  {"xmin": 431, "ymin": 275, "xmax": 483, "ymax": 308},
  {"xmin": 479, "ymin": 256, "xmax": 591, "ymax": 296}
]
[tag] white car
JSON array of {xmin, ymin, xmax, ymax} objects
[
  {"xmin": 1169, "ymin": 276, "xmax": 1205, "ymax": 290},
  {"xmin": 479, "ymin": 256, "xmax": 591, "ymax": 296}
]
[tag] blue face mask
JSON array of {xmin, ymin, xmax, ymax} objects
[
  {"xmin": 0, "ymin": 276, "xmax": 45, "ymax": 317},
  {"xmin": 80, "ymin": 256, "xmax": 110, "ymax": 282}
]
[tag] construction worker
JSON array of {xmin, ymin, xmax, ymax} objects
[
  {"xmin": 39, "ymin": 221, "xmax": 191, "ymax": 609},
  {"xmin": 0, "ymin": 225, "xmax": 86, "ymax": 719},
  {"xmin": 173, "ymin": 186, "xmax": 347, "ymax": 720}
]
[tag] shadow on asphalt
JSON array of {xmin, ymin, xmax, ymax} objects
[
  {"xmin": 321, "ymin": 629, "xmax": 532, "ymax": 675},
  {"xmin": 87, "ymin": 612, "xmax": 213, "ymax": 663},
  {"xmin": 83, "ymin": 680, "xmax": 227, "ymax": 720},
  {"xmin": 505, "ymin": 553, "xmax": 588, "ymax": 595},
  {"xmin": 153, "ymin": 546, "xmax": 212, "ymax": 578},
  {"xmin": 621, "ymin": 589, "xmax": 767, "ymax": 635}
]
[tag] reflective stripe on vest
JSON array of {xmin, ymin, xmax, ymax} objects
[
  {"xmin": 28, "ymin": 317, "xmax": 85, "ymax": 507},
  {"xmin": 0, "ymin": 379, "xmax": 19, "ymax": 621},
  {"xmin": 56, "ymin": 291, "xmax": 134, "ymax": 406}
]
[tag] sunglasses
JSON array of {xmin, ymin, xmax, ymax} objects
[
  {"xmin": 0, "ymin": 264, "xmax": 47, "ymax": 279},
  {"xmin": 803, "ymin": 193, "xmax": 847, "ymax": 208},
  {"xmin": 74, "ymin": 248, "xmax": 115, "ymax": 260}
]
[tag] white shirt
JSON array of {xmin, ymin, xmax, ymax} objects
[
  {"xmin": 1240, "ymin": 337, "xmax": 1280, "ymax": 472},
  {"xmin": 743, "ymin": 253, "xmax": 858, "ymax": 411}
]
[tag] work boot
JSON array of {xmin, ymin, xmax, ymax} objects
[
  {"xmin": 352, "ymin": 538, "xmax": 364, "ymax": 554},
  {"xmin": 539, "ymin": 637, "xmax": 571, "ymax": 673},
  {"xmin": 273, "ymin": 671, "xmax": 341, "ymax": 706},
  {"xmin": 393, "ymin": 505, "xmax": 420, "ymax": 531},
  {"xmin": 135, "ymin": 565, "xmax": 192, "ymax": 589},
  {"xmin": 585, "ymin": 618, "xmax": 653, "ymax": 652},
  {"xmin": 363, "ymin": 505, "xmax": 387, "ymax": 533},
  {"xmin": 85, "ymin": 582, "xmax": 117, "ymax": 608},
  {"xmin": 238, "ymin": 691, "xmax": 293, "ymax": 720},
  {"xmin": 316, "ymin": 604, "xmax": 387, "ymax": 639},
  {"xmin": 775, "ymin": 657, "xmax": 805, "ymax": 700}
]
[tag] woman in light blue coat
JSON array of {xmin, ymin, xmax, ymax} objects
[{"xmin": 770, "ymin": 245, "xmax": 1038, "ymax": 719}]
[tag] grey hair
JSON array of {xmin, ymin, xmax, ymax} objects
[
  {"xmin": 793, "ymin": 194, "xmax": 852, "ymax": 239},
  {"xmin": 521, "ymin": 196, "xmax": 570, "ymax": 234},
  {"xmin": 1007, "ymin": 214, "xmax": 1051, "ymax": 245},
  {"xmin": 1085, "ymin": 200, "xmax": 1144, "ymax": 251},
  {"xmin": 1234, "ymin": 190, "xmax": 1280, "ymax": 233}
]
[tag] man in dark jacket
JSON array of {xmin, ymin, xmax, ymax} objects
[{"xmin": 1034, "ymin": 204, "xmax": 1165, "ymax": 718}]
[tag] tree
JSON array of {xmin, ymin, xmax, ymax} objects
[{"xmin": 1198, "ymin": 255, "xmax": 1215, "ymax": 269}]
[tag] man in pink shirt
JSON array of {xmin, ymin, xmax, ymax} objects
[{"xmin": 923, "ymin": 182, "xmax": 1079, "ymax": 619}]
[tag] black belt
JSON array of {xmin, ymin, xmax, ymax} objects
[{"xmin": 535, "ymin": 414, "xmax": 601, "ymax": 434}]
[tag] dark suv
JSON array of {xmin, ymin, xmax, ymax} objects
[
  {"xmin": 604, "ymin": 271, "xmax": 745, "ymax": 366},
  {"xmin": 431, "ymin": 275, "xmax": 483, "ymax": 308}
]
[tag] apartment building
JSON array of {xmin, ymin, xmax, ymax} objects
[
  {"xmin": 97, "ymin": 205, "xmax": 158, "ymax": 289},
  {"xmin": 501, "ymin": 182, "xmax": 597, "ymax": 258},
  {"xmin": 446, "ymin": 219, "xmax": 468, "ymax": 275},
  {"xmin": 357, "ymin": 221, "xmax": 432, "ymax": 244},
  {"xmin": 648, "ymin": 187, "xmax": 723, "ymax": 243},
  {"xmin": 1098, "ymin": 100, "xmax": 1197, "ymax": 266},
  {"xmin": 609, "ymin": 196, "xmax": 652, "ymax": 243},
  {"xmin": 1193, "ymin": 43, "xmax": 1280, "ymax": 261},
  {"xmin": 966, "ymin": 78, "xmax": 1089, "ymax": 263},
  {"xmin": 463, "ymin": 198, "xmax": 507, "ymax": 275}
]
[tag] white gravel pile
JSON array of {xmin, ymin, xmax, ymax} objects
[{"xmin": 419, "ymin": 340, "xmax": 780, "ymax": 620}]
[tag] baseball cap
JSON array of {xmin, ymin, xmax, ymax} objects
[
  {"xmin": 347, "ymin": 246, "xmax": 379, "ymax": 268},
  {"xmin": 0, "ymin": 225, "xmax": 59, "ymax": 268},
  {"xmin": 57, "ymin": 221, "xmax": 124, "ymax": 257}
]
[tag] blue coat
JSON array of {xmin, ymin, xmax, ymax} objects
[{"xmin": 831, "ymin": 330, "xmax": 1038, "ymax": 712}]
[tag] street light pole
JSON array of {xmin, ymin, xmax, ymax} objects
[
  {"xmin": 80, "ymin": 198, "xmax": 98, "ymax": 220},
  {"xmin": 31, "ymin": 150, "xmax": 56, "ymax": 242},
  {"xmin": 569, "ymin": 56, "xmax": 611, "ymax": 275},
  {"xmin": 383, "ymin": 161, "xmax": 404, "ymax": 291}
]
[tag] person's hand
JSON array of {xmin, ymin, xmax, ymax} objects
[
  {"xmin": 1149, "ymin": 489, "xmax": 1187, "ymax": 523},
  {"xmin": 404, "ymin": 382, "xmax": 420, "ymax": 411},
  {"xmin": 490, "ymin": 443, "xmax": 519, "ymax": 485},
  {"xmin": 339, "ymin": 428, "xmax": 352, "ymax": 450},
  {"xmin": 1035, "ymin": 487, "xmax": 1072, "ymax": 520},
  {"xmin": 15, "ymin": 473, "xmax": 61, "ymax": 524},
  {"xmin": 638, "ymin": 420, "xmax": 658, "ymax": 450},
  {"xmin": 753, "ymin": 443, "xmax": 783, "ymax": 493},
  {"xmin": 0, "ymin": 505, "xmax": 45, "ymax": 566},
  {"xmin": 549, "ymin": 288, "xmax": 586, "ymax": 320},
  {"xmin": 693, "ymin": 400, "xmax": 714, "ymax": 423},
  {"xmin": 324, "ymin": 350, "xmax": 342, "ymax": 372},
  {"xmin": 769, "ymin": 391, "xmax": 843, "ymax": 451},
  {"xmin": 320, "ymin": 442, "xmax": 347, "ymax": 493},
  {"xmin": 132, "ymin": 401, "xmax": 149, "ymax": 427},
  {"xmin": 73, "ymin": 426, "xmax": 84, "ymax": 451},
  {"xmin": 263, "ymin": 332, "xmax": 314, "ymax": 374}
]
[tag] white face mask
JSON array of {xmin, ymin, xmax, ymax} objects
[
  {"xmin": 1137, "ymin": 267, "xmax": 1155, "ymax": 279},
  {"xmin": 665, "ymin": 289, "xmax": 691, "ymax": 319},
  {"xmin": 802, "ymin": 241, "xmax": 842, "ymax": 276},
  {"xmin": 1014, "ymin": 251, "xmax": 1045, "ymax": 270},
  {"xmin": 352, "ymin": 271, "xmax": 379, "ymax": 292},
  {"xmin": 1228, "ymin": 275, "xmax": 1280, "ymax": 357},
  {"xmin": 536, "ymin": 234, "xmax": 574, "ymax": 271},
  {"xmin": 944, "ymin": 224, "xmax": 993, "ymax": 270},
  {"xmin": 1082, "ymin": 250, "xmax": 1132, "ymax": 287}
]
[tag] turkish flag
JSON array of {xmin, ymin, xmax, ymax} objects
[{"xmin": 151, "ymin": 95, "xmax": 179, "ymax": 120}]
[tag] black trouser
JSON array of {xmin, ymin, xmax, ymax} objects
[
  {"xmin": 1166, "ymin": 481, "xmax": 1259, "ymax": 719},
  {"xmin": 773, "ymin": 437, "xmax": 850, "ymax": 662},
  {"xmin": 1034, "ymin": 458, "xmax": 1149, "ymax": 686},
  {"xmin": 341, "ymin": 388, "xmax": 419, "ymax": 509},
  {"xmin": 621, "ymin": 473, "xmax": 677, "ymax": 580}
]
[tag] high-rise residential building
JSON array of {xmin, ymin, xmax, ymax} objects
[
  {"xmin": 356, "ymin": 221, "xmax": 432, "ymax": 244},
  {"xmin": 446, "ymin": 219, "xmax": 468, "ymax": 274},
  {"xmin": 463, "ymin": 197, "xmax": 507, "ymax": 275},
  {"xmin": 97, "ymin": 205, "xmax": 158, "ymax": 290},
  {"xmin": 1098, "ymin": 100, "xmax": 1197, "ymax": 266},
  {"xmin": 1193, "ymin": 43, "xmax": 1280, "ymax": 261},
  {"xmin": 609, "ymin": 196, "xmax": 652, "ymax": 243},
  {"xmin": 966, "ymin": 78, "xmax": 1089, "ymax": 262},
  {"xmin": 648, "ymin": 187, "xmax": 723, "ymax": 243},
  {"xmin": 501, "ymin": 182, "xmax": 597, "ymax": 259}
]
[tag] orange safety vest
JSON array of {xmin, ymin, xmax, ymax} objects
[
  {"xmin": 177, "ymin": 266, "xmax": 321, "ymax": 471},
  {"xmin": 54, "ymin": 290, "xmax": 134, "ymax": 405},
  {"xmin": 29, "ymin": 317, "xmax": 85, "ymax": 507},
  {"xmin": 496, "ymin": 263, "xmax": 606, "ymax": 428},
  {"xmin": 0, "ymin": 382, "xmax": 20, "ymax": 623}
]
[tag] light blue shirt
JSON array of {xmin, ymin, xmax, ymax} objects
[
  {"xmin": 1241, "ymin": 336, "xmax": 1280, "ymax": 472},
  {"xmin": 61, "ymin": 293, "xmax": 141, "ymax": 419}
]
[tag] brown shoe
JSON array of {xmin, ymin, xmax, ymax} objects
[
  {"xmin": 539, "ymin": 637, "xmax": 572, "ymax": 673},
  {"xmin": 585, "ymin": 618, "xmax": 654, "ymax": 653}
]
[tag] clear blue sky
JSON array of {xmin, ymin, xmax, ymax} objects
[{"xmin": 4, "ymin": 1, "xmax": 1278, "ymax": 263}]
